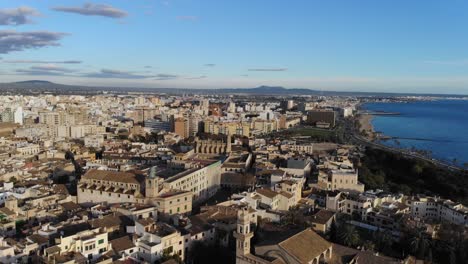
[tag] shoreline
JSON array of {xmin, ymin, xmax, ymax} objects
[
  {"xmin": 358, "ymin": 114, "xmax": 376, "ymax": 140},
  {"xmin": 357, "ymin": 102, "xmax": 465, "ymax": 170}
]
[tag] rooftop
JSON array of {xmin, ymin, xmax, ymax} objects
[
  {"xmin": 278, "ymin": 228, "xmax": 332, "ymax": 263},
  {"xmin": 82, "ymin": 169, "xmax": 141, "ymax": 185}
]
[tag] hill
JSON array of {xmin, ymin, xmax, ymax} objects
[{"xmin": 0, "ymin": 81, "xmax": 466, "ymax": 97}]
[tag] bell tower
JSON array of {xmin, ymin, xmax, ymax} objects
[
  {"xmin": 145, "ymin": 166, "xmax": 161, "ymax": 199},
  {"xmin": 226, "ymin": 133, "xmax": 232, "ymax": 154},
  {"xmin": 234, "ymin": 207, "xmax": 254, "ymax": 258}
]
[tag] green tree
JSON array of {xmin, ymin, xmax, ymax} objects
[
  {"xmin": 425, "ymin": 248, "xmax": 433, "ymax": 264},
  {"xmin": 373, "ymin": 230, "xmax": 393, "ymax": 254},
  {"xmin": 362, "ymin": 240, "xmax": 375, "ymax": 251},
  {"xmin": 328, "ymin": 219, "xmax": 338, "ymax": 243},
  {"xmin": 409, "ymin": 228, "xmax": 431, "ymax": 259},
  {"xmin": 338, "ymin": 224, "xmax": 360, "ymax": 247},
  {"xmin": 411, "ymin": 164, "xmax": 424, "ymax": 175},
  {"xmin": 282, "ymin": 206, "xmax": 303, "ymax": 226},
  {"xmin": 159, "ymin": 248, "xmax": 182, "ymax": 264}
]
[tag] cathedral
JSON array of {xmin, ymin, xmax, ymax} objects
[{"xmin": 194, "ymin": 134, "xmax": 232, "ymax": 154}]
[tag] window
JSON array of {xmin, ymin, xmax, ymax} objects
[{"xmin": 98, "ymin": 239, "xmax": 104, "ymax": 244}]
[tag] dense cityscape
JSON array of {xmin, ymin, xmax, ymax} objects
[{"xmin": 0, "ymin": 91, "xmax": 466, "ymax": 264}]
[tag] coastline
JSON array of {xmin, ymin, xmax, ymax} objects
[
  {"xmin": 358, "ymin": 114, "xmax": 375, "ymax": 140},
  {"xmin": 358, "ymin": 100, "xmax": 467, "ymax": 170}
]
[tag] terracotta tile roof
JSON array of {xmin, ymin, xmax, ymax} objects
[
  {"xmin": 310, "ymin": 209, "xmax": 335, "ymax": 225},
  {"xmin": 110, "ymin": 236, "xmax": 135, "ymax": 252},
  {"xmin": 0, "ymin": 207, "xmax": 15, "ymax": 216},
  {"xmin": 279, "ymin": 191, "xmax": 293, "ymax": 199},
  {"xmin": 90, "ymin": 213, "xmax": 132, "ymax": 229},
  {"xmin": 27, "ymin": 234, "xmax": 49, "ymax": 244},
  {"xmin": 60, "ymin": 202, "xmax": 82, "ymax": 212},
  {"xmin": 52, "ymin": 184, "xmax": 70, "ymax": 195},
  {"xmin": 82, "ymin": 169, "xmax": 141, "ymax": 184},
  {"xmin": 278, "ymin": 228, "xmax": 331, "ymax": 263},
  {"xmin": 330, "ymin": 243, "xmax": 400, "ymax": 264},
  {"xmin": 256, "ymin": 188, "xmax": 279, "ymax": 199}
]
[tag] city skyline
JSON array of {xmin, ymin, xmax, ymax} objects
[{"xmin": 1, "ymin": 0, "xmax": 468, "ymax": 94}]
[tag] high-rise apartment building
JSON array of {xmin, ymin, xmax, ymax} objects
[{"xmin": 174, "ymin": 117, "xmax": 189, "ymax": 138}]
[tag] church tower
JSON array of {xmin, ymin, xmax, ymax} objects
[
  {"xmin": 226, "ymin": 133, "xmax": 232, "ymax": 154},
  {"xmin": 145, "ymin": 166, "xmax": 161, "ymax": 199},
  {"xmin": 234, "ymin": 207, "xmax": 254, "ymax": 258}
]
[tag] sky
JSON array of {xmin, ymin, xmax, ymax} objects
[{"xmin": 1, "ymin": 0, "xmax": 468, "ymax": 94}]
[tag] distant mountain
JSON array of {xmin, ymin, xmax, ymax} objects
[
  {"xmin": 220, "ymin": 85, "xmax": 320, "ymax": 95},
  {"xmin": 14, "ymin": 80, "xmax": 55, "ymax": 85},
  {"xmin": 0, "ymin": 80, "xmax": 465, "ymax": 97},
  {"xmin": 0, "ymin": 80, "xmax": 94, "ymax": 95},
  {"xmin": 0, "ymin": 81, "xmax": 319, "ymax": 95}
]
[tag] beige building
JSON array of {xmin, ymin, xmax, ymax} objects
[
  {"xmin": 204, "ymin": 120, "xmax": 251, "ymax": 137},
  {"xmin": 16, "ymin": 143, "xmax": 40, "ymax": 157},
  {"xmin": 310, "ymin": 209, "xmax": 336, "ymax": 233},
  {"xmin": 174, "ymin": 117, "xmax": 189, "ymax": 139},
  {"xmin": 77, "ymin": 166, "xmax": 207, "ymax": 218},
  {"xmin": 153, "ymin": 190, "xmax": 192, "ymax": 217},
  {"xmin": 162, "ymin": 160, "xmax": 222, "ymax": 203},
  {"xmin": 77, "ymin": 169, "xmax": 195, "ymax": 218},
  {"xmin": 44, "ymin": 227, "xmax": 110, "ymax": 262},
  {"xmin": 318, "ymin": 168, "xmax": 365, "ymax": 193},
  {"xmin": 134, "ymin": 220, "xmax": 185, "ymax": 263},
  {"xmin": 77, "ymin": 170, "xmax": 145, "ymax": 205},
  {"xmin": 194, "ymin": 135, "xmax": 232, "ymax": 155}
]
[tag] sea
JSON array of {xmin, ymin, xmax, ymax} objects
[{"xmin": 363, "ymin": 99, "xmax": 468, "ymax": 166}]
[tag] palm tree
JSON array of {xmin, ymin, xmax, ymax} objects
[
  {"xmin": 338, "ymin": 224, "xmax": 360, "ymax": 247},
  {"xmin": 409, "ymin": 228, "xmax": 431, "ymax": 259},
  {"xmin": 373, "ymin": 230, "xmax": 393, "ymax": 253},
  {"xmin": 425, "ymin": 248, "xmax": 433, "ymax": 263},
  {"xmin": 328, "ymin": 219, "xmax": 338, "ymax": 243}
]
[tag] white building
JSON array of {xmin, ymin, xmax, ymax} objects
[
  {"xmin": 44, "ymin": 227, "xmax": 110, "ymax": 262},
  {"xmin": 134, "ymin": 220, "xmax": 185, "ymax": 263}
]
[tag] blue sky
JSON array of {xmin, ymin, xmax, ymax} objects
[{"xmin": 1, "ymin": 0, "xmax": 468, "ymax": 94}]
